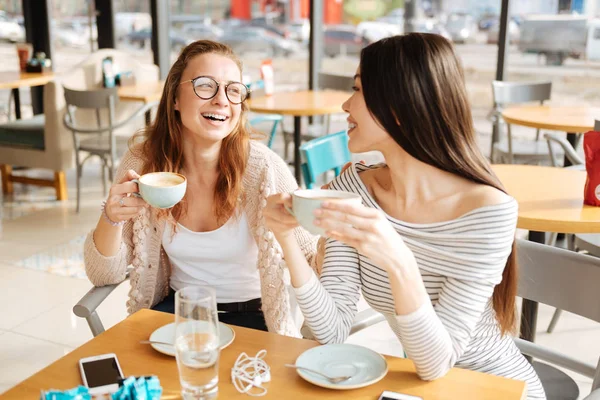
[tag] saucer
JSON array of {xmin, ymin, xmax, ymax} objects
[
  {"xmin": 148, "ymin": 322, "xmax": 235, "ymax": 356},
  {"xmin": 294, "ymin": 344, "xmax": 388, "ymax": 390}
]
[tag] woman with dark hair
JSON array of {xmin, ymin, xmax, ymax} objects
[
  {"xmin": 84, "ymin": 40, "xmax": 317, "ymax": 335},
  {"xmin": 265, "ymin": 33, "xmax": 544, "ymax": 398}
]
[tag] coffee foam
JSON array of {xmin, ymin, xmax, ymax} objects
[{"xmin": 140, "ymin": 173, "xmax": 184, "ymax": 187}]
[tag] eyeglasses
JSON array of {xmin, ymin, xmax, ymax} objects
[{"xmin": 180, "ymin": 76, "xmax": 250, "ymax": 104}]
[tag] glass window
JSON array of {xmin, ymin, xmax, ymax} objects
[
  {"xmin": 51, "ymin": 0, "xmax": 97, "ymax": 73},
  {"xmin": 114, "ymin": 1, "xmax": 153, "ymax": 66}
]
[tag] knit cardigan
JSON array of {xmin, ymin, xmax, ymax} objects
[{"xmin": 83, "ymin": 141, "xmax": 318, "ymax": 337}]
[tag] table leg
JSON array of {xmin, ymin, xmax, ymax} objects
[
  {"xmin": 564, "ymin": 133, "xmax": 578, "ymax": 167},
  {"xmin": 12, "ymin": 88, "xmax": 21, "ymax": 120},
  {"xmin": 293, "ymin": 116, "xmax": 301, "ymax": 183}
]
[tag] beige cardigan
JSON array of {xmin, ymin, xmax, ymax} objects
[{"xmin": 84, "ymin": 141, "xmax": 318, "ymax": 337}]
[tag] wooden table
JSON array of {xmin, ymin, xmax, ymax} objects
[
  {"xmin": 0, "ymin": 71, "xmax": 55, "ymax": 119},
  {"xmin": 249, "ymin": 90, "xmax": 350, "ymax": 182},
  {"xmin": 493, "ymin": 164, "xmax": 600, "ymax": 344},
  {"xmin": 501, "ymin": 105, "xmax": 600, "ymax": 166},
  {"xmin": 3, "ymin": 309, "xmax": 526, "ymax": 400},
  {"xmin": 118, "ymin": 80, "xmax": 164, "ymax": 126}
]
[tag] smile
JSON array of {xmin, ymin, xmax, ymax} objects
[{"xmin": 201, "ymin": 113, "xmax": 228, "ymax": 122}]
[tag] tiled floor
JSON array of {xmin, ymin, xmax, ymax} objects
[{"xmin": 0, "ymin": 121, "xmax": 596, "ymax": 399}]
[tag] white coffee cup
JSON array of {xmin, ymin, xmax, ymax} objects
[
  {"xmin": 132, "ymin": 172, "xmax": 187, "ymax": 209},
  {"xmin": 286, "ymin": 189, "xmax": 362, "ymax": 236}
]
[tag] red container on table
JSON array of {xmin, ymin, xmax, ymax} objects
[{"xmin": 584, "ymin": 130, "xmax": 600, "ymax": 206}]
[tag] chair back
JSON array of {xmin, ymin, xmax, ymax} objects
[
  {"xmin": 492, "ymin": 81, "xmax": 552, "ymax": 106},
  {"xmin": 249, "ymin": 114, "xmax": 283, "ymax": 148},
  {"xmin": 515, "ymin": 239, "xmax": 600, "ymax": 391},
  {"xmin": 300, "ymin": 130, "xmax": 351, "ymax": 189},
  {"xmin": 319, "ymin": 72, "xmax": 353, "ymax": 91},
  {"xmin": 63, "ymin": 87, "xmax": 119, "ymax": 134},
  {"xmin": 517, "ymin": 239, "xmax": 600, "ymax": 324}
]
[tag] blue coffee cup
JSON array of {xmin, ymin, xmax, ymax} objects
[{"xmin": 132, "ymin": 172, "xmax": 187, "ymax": 209}]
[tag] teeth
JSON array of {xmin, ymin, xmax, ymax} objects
[
  {"xmin": 202, "ymin": 113, "xmax": 227, "ymax": 121},
  {"xmin": 348, "ymin": 123, "xmax": 357, "ymax": 129}
]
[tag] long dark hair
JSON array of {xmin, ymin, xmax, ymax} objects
[
  {"xmin": 131, "ymin": 40, "xmax": 250, "ymax": 225},
  {"xmin": 360, "ymin": 33, "xmax": 517, "ymax": 335}
]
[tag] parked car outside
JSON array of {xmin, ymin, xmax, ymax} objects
[
  {"xmin": 288, "ymin": 19, "xmax": 310, "ymax": 43},
  {"xmin": 179, "ymin": 23, "xmax": 223, "ymax": 42},
  {"xmin": 126, "ymin": 28, "xmax": 191, "ymax": 52},
  {"xmin": 0, "ymin": 11, "xmax": 25, "ymax": 42},
  {"xmin": 357, "ymin": 21, "xmax": 401, "ymax": 42},
  {"xmin": 486, "ymin": 19, "xmax": 520, "ymax": 44},
  {"xmin": 445, "ymin": 13, "xmax": 478, "ymax": 43},
  {"xmin": 323, "ymin": 25, "xmax": 370, "ymax": 57},
  {"xmin": 219, "ymin": 26, "xmax": 300, "ymax": 57}
]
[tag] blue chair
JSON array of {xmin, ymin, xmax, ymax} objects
[
  {"xmin": 249, "ymin": 114, "xmax": 283, "ymax": 148},
  {"xmin": 299, "ymin": 130, "xmax": 351, "ymax": 189},
  {"xmin": 247, "ymin": 79, "xmax": 284, "ymax": 149}
]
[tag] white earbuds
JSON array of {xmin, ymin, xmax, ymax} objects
[{"xmin": 231, "ymin": 349, "xmax": 271, "ymax": 396}]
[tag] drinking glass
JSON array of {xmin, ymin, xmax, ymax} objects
[{"xmin": 175, "ymin": 286, "xmax": 220, "ymax": 400}]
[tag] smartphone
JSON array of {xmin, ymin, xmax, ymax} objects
[
  {"xmin": 78, "ymin": 353, "xmax": 124, "ymax": 395},
  {"xmin": 378, "ymin": 390, "xmax": 424, "ymax": 400}
]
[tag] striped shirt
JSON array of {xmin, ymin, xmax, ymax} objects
[{"xmin": 294, "ymin": 163, "xmax": 545, "ymax": 400}]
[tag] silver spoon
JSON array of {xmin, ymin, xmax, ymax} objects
[
  {"xmin": 284, "ymin": 364, "xmax": 352, "ymax": 383},
  {"xmin": 139, "ymin": 340, "xmax": 173, "ymax": 347}
]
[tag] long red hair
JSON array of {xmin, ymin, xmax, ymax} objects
[{"xmin": 131, "ymin": 40, "xmax": 250, "ymax": 225}]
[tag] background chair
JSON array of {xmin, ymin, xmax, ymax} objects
[
  {"xmin": 63, "ymin": 86, "xmax": 157, "ymax": 212},
  {"xmin": 515, "ymin": 239, "xmax": 600, "ymax": 398},
  {"xmin": 247, "ymin": 79, "xmax": 284, "ymax": 149},
  {"xmin": 66, "ymin": 48, "xmax": 159, "ymax": 136},
  {"xmin": 299, "ymin": 130, "xmax": 351, "ymax": 189},
  {"xmin": 0, "ymin": 79, "xmax": 73, "ymax": 200},
  {"xmin": 278, "ymin": 73, "xmax": 353, "ymax": 160},
  {"xmin": 543, "ymin": 122, "xmax": 599, "ymax": 334},
  {"xmin": 490, "ymin": 81, "xmax": 562, "ymax": 165},
  {"xmin": 249, "ymin": 114, "xmax": 283, "ymax": 149}
]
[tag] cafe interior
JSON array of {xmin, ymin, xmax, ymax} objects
[{"xmin": 1, "ymin": 0, "xmax": 600, "ymax": 399}]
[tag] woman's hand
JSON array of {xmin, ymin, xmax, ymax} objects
[
  {"xmin": 314, "ymin": 201, "xmax": 416, "ymax": 272},
  {"xmin": 104, "ymin": 170, "xmax": 148, "ymax": 224},
  {"xmin": 264, "ymin": 193, "xmax": 299, "ymax": 240}
]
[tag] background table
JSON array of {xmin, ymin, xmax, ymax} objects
[
  {"xmin": 0, "ymin": 71, "xmax": 55, "ymax": 119},
  {"xmin": 501, "ymin": 105, "xmax": 600, "ymax": 166},
  {"xmin": 117, "ymin": 80, "xmax": 164, "ymax": 125},
  {"xmin": 3, "ymin": 309, "xmax": 526, "ymax": 400},
  {"xmin": 493, "ymin": 164, "xmax": 600, "ymax": 342},
  {"xmin": 249, "ymin": 90, "xmax": 350, "ymax": 183}
]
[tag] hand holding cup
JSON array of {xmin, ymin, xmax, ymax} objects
[{"xmin": 105, "ymin": 170, "xmax": 149, "ymax": 224}]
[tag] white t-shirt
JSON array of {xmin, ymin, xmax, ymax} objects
[{"xmin": 163, "ymin": 211, "xmax": 261, "ymax": 303}]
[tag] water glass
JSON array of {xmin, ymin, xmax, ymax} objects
[{"xmin": 175, "ymin": 286, "xmax": 220, "ymax": 400}]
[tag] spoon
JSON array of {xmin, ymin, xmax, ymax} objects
[
  {"xmin": 284, "ymin": 364, "xmax": 352, "ymax": 384},
  {"xmin": 139, "ymin": 340, "xmax": 173, "ymax": 347}
]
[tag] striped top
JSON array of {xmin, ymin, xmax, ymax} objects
[{"xmin": 294, "ymin": 163, "xmax": 545, "ymax": 400}]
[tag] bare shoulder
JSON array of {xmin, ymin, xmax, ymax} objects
[
  {"xmin": 464, "ymin": 183, "xmax": 513, "ymax": 210},
  {"xmin": 356, "ymin": 164, "xmax": 386, "ymax": 192}
]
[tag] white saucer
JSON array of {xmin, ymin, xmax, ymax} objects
[
  {"xmin": 294, "ymin": 344, "xmax": 388, "ymax": 390},
  {"xmin": 148, "ymin": 322, "xmax": 235, "ymax": 356}
]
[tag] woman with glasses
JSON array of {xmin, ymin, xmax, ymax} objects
[
  {"xmin": 264, "ymin": 33, "xmax": 545, "ymax": 398},
  {"xmin": 84, "ymin": 40, "xmax": 317, "ymax": 334}
]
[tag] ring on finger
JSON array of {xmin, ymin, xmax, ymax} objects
[{"xmin": 119, "ymin": 197, "xmax": 125, "ymax": 207}]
